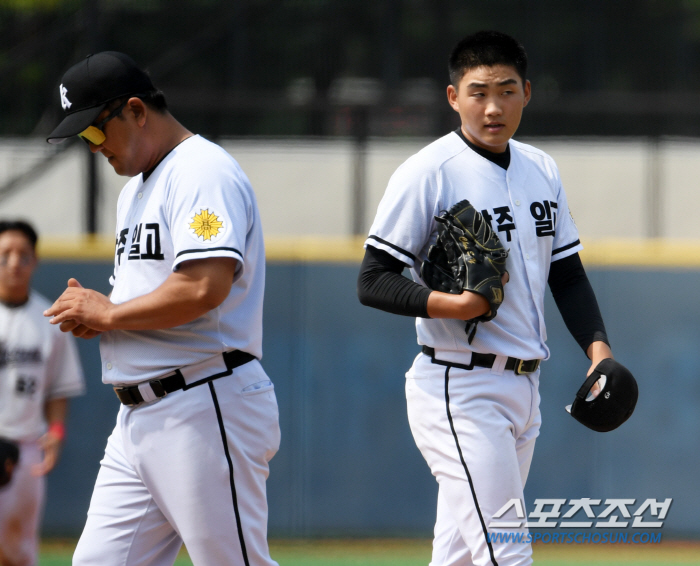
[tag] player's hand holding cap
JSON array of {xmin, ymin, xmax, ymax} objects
[
  {"xmin": 566, "ymin": 358, "xmax": 638, "ymax": 432},
  {"xmin": 47, "ymin": 51, "xmax": 154, "ymax": 144}
]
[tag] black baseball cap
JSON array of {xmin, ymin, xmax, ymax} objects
[
  {"xmin": 567, "ymin": 358, "xmax": 638, "ymax": 433},
  {"xmin": 47, "ymin": 51, "xmax": 154, "ymax": 144}
]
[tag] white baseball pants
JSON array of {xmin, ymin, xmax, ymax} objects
[
  {"xmin": 73, "ymin": 359, "xmax": 280, "ymax": 566},
  {"xmin": 0, "ymin": 441, "xmax": 44, "ymax": 566},
  {"xmin": 406, "ymin": 352, "xmax": 541, "ymax": 566}
]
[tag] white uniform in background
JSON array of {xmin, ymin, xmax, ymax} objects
[
  {"xmin": 367, "ymin": 132, "xmax": 582, "ymax": 566},
  {"xmin": 73, "ymin": 135, "xmax": 280, "ymax": 566},
  {"xmin": 0, "ymin": 293, "xmax": 85, "ymax": 566}
]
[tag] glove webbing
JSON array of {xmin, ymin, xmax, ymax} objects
[{"xmin": 440, "ymin": 215, "xmax": 495, "ymax": 344}]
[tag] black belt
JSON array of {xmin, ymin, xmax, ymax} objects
[
  {"xmin": 421, "ymin": 346, "xmax": 540, "ymax": 375},
  {"xmin": 113, "ymin": 350, "xmax": 256, "ymax": 407}
]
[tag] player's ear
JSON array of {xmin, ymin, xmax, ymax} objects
[
  {"xmin": 523, "ymin": 80, "xmax": 531, "ymax": 107},
  {"xmin": 128, "ymin": 97, "xmax": 148, "ymax": 127},
  {"xmin": 446, "ymin": 84, "xmax": 459, "ymax": 111}
]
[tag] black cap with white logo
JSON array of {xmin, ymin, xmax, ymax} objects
[{"xmin": 47, "ymin": 51, "xmax": 154, "ymax": 144}]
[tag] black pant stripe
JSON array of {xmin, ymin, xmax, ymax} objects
[
  {"xmin": 209, "ymin": 381, "xmax": 250, "ymax": 566},
  {"xmin": 444, "ymin": 366, "xmax": 498, "ymax": 566}
]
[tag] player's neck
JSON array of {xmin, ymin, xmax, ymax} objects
[
  {"xmin": 0, "ymin": 288, "xmax": 29, "ymax": 307},
  {"xmin": 142, "ymin": 115, "xmax": 194, "ymax": 175},
  {"xmin": 456, "ymin": 128, "xmax": 510, "ymax": 170}
]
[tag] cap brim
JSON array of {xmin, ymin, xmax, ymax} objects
[{"xmin": 46, "ymin": 104, "xmax": 106, "ymax": 144}]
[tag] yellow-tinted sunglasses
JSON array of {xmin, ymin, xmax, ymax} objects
[
  {"xmin": 78, "ymin": 125, "xmax": 107, "ymax": 146},
  {"xmin": 78, "ymin": 99, "xmax": 128, "ymax": 145}
]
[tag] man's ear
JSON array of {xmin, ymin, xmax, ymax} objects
[
  {"xmin": 127, "ymin": 97, "xmax": 148, "ymax": 127},
  {"xmin": 446, "ymin": 84, "xmax": 459, "ymax": 112},
  {"xmin": 523, "ymin": 80, "xmax": 531, "ymax": 107}
]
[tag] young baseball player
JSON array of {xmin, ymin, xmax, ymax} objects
[
  {"xmin": 0, "ymin": 220, "xmax": 85, "ymax": 566},
  {"xmin": 44, "ymin": 52, "xmax": 280, "ymax": 566},
  {"xmin": 358, "ymin": 31, "xmax": 613, "ymax": 566}
]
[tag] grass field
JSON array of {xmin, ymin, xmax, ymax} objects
[{"xmin": 38, "ymin": 538, "xmax": 700, "ymax": 565}]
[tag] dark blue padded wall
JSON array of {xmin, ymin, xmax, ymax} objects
[
  {"xmin": 262, "ymin": 263, "xmax": 435, "ymax": 536},
  {"xmin": 33, "ymin": 261, "xmax": 700, "ymax": 537},
  {"xmin": 528, "ymin": 269, "xmax": 700, "ymax": 538}
]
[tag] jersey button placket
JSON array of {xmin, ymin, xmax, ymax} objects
[
  {"xmin": 509, "ymin": 166, "xmax": 549, "ymax": 343},
  {"xmin": 506, "ymin": 172, "xmax": 541, "ymax": 316}
]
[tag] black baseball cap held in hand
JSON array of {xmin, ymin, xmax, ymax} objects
[
  {"xmin": 566, "ymin": 358, "xmax": 638, "ymax": 432},
  {"xmin": 47, "ymin": 51, "xmax": 154, "ymax": 144}
]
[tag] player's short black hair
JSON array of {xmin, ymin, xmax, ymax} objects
[
  {"xmin": 0, "ymin": 220, "xmax": 38, "ymax": 250},
  {"xmin": 449, "ymin": 31, "xmax": 528, "ymax": 87},
  {"xmin": 138, "ymin": 88, "xmax": 168, "ymax": 112},
  {"xmin": 108, "ymin": 88, "xmax": 168, "ymax": 115}
]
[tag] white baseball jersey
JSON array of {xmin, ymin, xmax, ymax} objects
[
  {"xmin": 75, "ymin": 134, "xmax": 280, "ymax": 566},
  {"xmin": 100, "ymin": 134, "xmax": 266, "ymax": 384},
  {"xmin": 366, "ymin": 132, "xmax": 582, "ymax": 363},
  {"xmin": 0, "ymin": 292, "xmax": 85, "ymax": 441}
]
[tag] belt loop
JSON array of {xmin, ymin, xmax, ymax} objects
[{"xmin": 490, "ymin": 355, "xmax": 507, "ymax": 375}]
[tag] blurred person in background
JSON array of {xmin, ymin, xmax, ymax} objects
[{"xmin": 0, "ymin": 220, "xmax": 85, "ymax": 566}]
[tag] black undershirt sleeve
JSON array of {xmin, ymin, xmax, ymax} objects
[
  {"xmin": 548, "ymin": 252, "xmax": 610, "ymax": 354},
  {"xmin": 357, "ymin": 245, "xmax": 432, "ymax": 318},
  {"xmin": 358, "ymin": 246, "xmax": 608, "ymax": 349}
]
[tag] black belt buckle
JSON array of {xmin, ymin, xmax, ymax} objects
[{"xmin": 516, "ymin": 359, "xmax": 540, "ymax": 375}]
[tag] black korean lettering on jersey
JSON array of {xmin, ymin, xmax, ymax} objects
[
  {"xmin": 140, "ymin": 223, "xmax": 165, "ymax": 260},
  {"xmin": 115, "ymin": 228, "xmax": 129, "ymax": 265},
  {"xmin": 121, "ymin": 223, "xmax": 165, "ymax": 262},
  {"xmin": 530, "ymin": 200, "xmax": 558, "ymax": 237},
  {"xmin": 128, "ymin": 224, "xmax": 143, "ymax": 259},
  {"xmin": 492, "ymin": 206, "xmax": 516, "ymax": 242},
  {"xmin": 481, "ymin": 206, "xmax": 517, "ymax": 242}
]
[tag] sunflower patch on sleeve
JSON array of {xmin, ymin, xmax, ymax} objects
[{"xmin": 187, "ymin": 208, "xmax": 227, "ymax": 243}]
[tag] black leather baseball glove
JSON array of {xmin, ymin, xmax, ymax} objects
[
  {"xmin": 421, "ymin": 199, "xmax": 509, "ymax": 342},
  {"xmin": 0, "ymin": 438, "xmax": 19, "ymax": 488}
]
